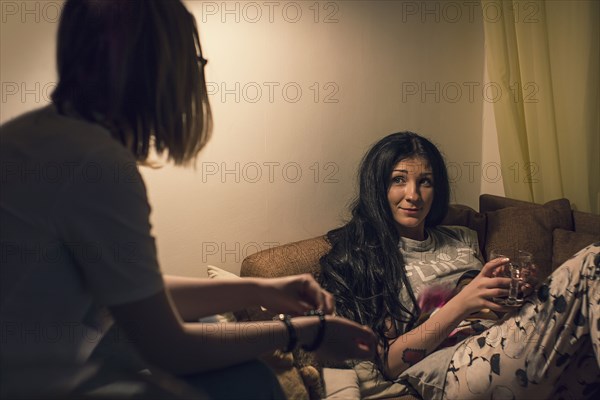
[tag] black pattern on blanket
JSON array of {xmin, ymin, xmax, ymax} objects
[{"xmin": 443, "ymin": 243, "xmax": 600, "ymax": 399}]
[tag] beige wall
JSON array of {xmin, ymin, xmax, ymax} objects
[{"xmin": 1, "ymin": 1, "xmax": 503, "ymax": 276}]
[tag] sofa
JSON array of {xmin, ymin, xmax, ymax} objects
[{"xmin": 237, "ymin": 194, "xmax": 600, "ymax": 399}]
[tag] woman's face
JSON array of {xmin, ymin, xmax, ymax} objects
[{"xmin": 387, "ymin": 156, "xmax": 434, "ymax": 241}]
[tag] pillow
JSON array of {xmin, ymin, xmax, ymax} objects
[
  {"xmin": 442, "ymin": 204, "xmax": 487, "ymax": 256},
  {"xmin": 354, "ymin": 361, "xmax": 419, "ymax": 399},
  {"xmin": 573, "ymin": 210, "xmax": 600, "ymax": 236},
  {"xmin": 484, "ymin": 198, "xmax": 573, "ymax": 280},
  {"xmin": 322, "ymin": 368, "xmax": 360, "ymax": 399},
  {"xmin": 199, "ymin": 265, "xmax": 239, "ymax": 323},
  {"xmin": 552, "ymin": 229, "xmax": 600, "ymax": 269},
  {"xmin": 261, "ymin": 351, "xmax": 310, "ymax": 400},
  {"xmin": 479, "ymin": 194, "xmax": 538, "ymax": 213}
]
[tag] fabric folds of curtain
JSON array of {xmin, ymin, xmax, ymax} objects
[{"xmin": 481, "ymin": 0, "xmax": 599, "ymax": 213}]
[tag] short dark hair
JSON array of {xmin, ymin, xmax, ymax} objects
[{"xmin": 52, "ymin": 0, "xmax": 212, "ymax": 165}]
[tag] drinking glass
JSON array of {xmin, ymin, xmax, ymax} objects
[
  {"xmin": 489, "ymin": 249, "xmax": 533, "ymax": 306},
  {"xmin": 507, "ymin": 250, "xmax": 533, "ymax": 305}
]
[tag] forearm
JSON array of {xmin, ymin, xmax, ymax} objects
[
  {"xmin": 385, "ymin": 259, "xmax": 513, "ymax": 378},
  {"xmin": 164, "ymin": 275, "xmax": 263, "ymax": 321},
  {"xmin": 111, "ymin": 290, "xmax": 375, "ymax": 376},
  {"xmin": 159, "ymin": 318, "xmax": 319, "ymax": 375},
  {"xmin": 385, "ymin": 297, "xmax": 467, "ymax": 378},
  {"xmin": 111, "ymin": 290, "xmax": 320, "ymax": 375}
]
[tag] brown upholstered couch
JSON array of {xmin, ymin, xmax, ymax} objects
[{"xmin": 238, "ymin": 194, "xmax": 600, "ymax": 399}]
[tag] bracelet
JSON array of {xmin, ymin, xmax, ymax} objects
[
  {"xmin": 302, "ymin": 310, "xmax": 326, "ymax": 352},
  {"xmin": 275, "ymin": 314, "xmax": 297, "ymax": 353}
]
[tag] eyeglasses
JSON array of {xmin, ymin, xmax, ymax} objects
[{"xmin": 197, "ymin": 56, "xmax": 208, "ymax": 67}]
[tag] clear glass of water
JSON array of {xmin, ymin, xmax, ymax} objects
[
  {"xmin": 489, "ymin": 249, "xmax": 533, "ymax": 306},
  {"xmin": 507, "ymin": 250, "xmax": 533, "ymax": 305}
]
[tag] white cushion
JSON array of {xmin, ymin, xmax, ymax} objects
[
  {"xmin": 198, "ymin": 265, "xmax": 239, "ymax": 323},
  {"xmin": 323, "ymin": 368, "xmax": 360, "ymax": 399},
  {"xmin": 207, "ymin": 265, "xmax": 240, "ymax": 280}
]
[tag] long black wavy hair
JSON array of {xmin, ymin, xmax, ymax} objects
[{"xmin": 319, "ymin": 132, "xmax": 450, "ymax": 374}]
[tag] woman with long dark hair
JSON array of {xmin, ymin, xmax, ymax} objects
[
  {"xmin": 321, "ymin": 132, "xmax": 451, "ymax": 369},
  {"xmin": 0, "ymin": 1, "xmax": 376, "ymax": 398},
  {"xmin": 320, "ymin": 132, "xmax": 599, "ymax": 399}
]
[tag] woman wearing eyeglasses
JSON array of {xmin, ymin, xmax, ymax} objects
[{"xmin": 0, "ymin": 1, "xmax": 376, "ymax": 398}]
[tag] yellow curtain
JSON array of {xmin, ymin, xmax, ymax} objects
[{"xmin": 482, "ymin": 0, "xmax": 599, "ymax": 213}]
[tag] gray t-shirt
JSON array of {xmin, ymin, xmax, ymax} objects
[
  {"xmin": 398, "ymin": 225, "xmax": 484, "ymax": 325},
  {"xmin": 354, "ymin": 226, "xmax": 485, "ymax": 398},
  {"xmin": 1, "ymin": 106, "xmax": 164, "ymax": 390}
]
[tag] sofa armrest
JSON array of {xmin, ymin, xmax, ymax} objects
[
  {"xmin": 238, "ymin": 235, "xmax": 331, "ymax": 325},
  {"xmin": 239, "ymin": 236, "xmax": 332, "ymax": 400},
  {"xmin": 240, "ymin": 236, "xmax": 331, "ymax": 279}
]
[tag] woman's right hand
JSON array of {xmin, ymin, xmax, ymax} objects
[
  {"xmin": 256, "ymin": 274, "xmax": 335, "ymax": 316},
  {"xmin": 293, "ymin": 316, "xmax": 377, "ymax": 362},
  {"xmin": 450, "ymin": 257, "xmax": 514, "ymax": 317}
]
